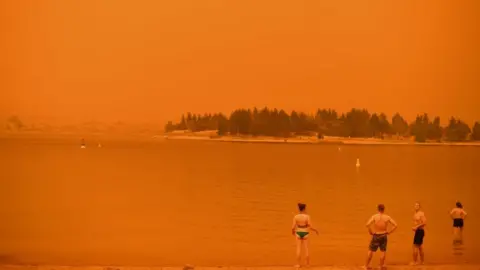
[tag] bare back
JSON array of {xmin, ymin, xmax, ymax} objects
[
  {"xmin": 294, "ymin": 213, "xmax": 310, "ymax": 228},
  {"xmin": 451, "ymin": 208, "xmax": 467, "ymax": 219},
  {"xmin": 366, "ymin": 213, "xmax": 396, "ymax": 234}
]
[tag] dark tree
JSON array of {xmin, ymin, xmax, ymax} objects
[
  {"xmin": 164, "ymin": 121, "xmax": 175, "ymax": 132},
  {"xmin": 391, "ymin": 113, "xmax": 408, "ymax": 136},
  {"xmin": 229, "ymin": 109, "xmax": 252, "ymax": 135},
  {"xmin": 445, "ymin": 117, "xmax": 471, "ymax": 142},
  {"xmin": 166, "ymin": 108, "xmax": 473, "ymax": 143},
  {"xmin": 378, "ymin": 113, "xmax": 391, "ymax": 135},
  {"xmin": 427, "ymin": 116, "xmax": 442, "ymax": 141},
  {"xmin": 314, "ymin": 109, "xmax": 336, "ymax": 136},
  {"xmin": 369, "ymin": 113, "xmax": 381, "ymax": 137},
  {"xmin": 278, "ymin": 109, "xmax": 291, "ymax": 137},
  {"xmin": 290, "ymin": 111, "xmax": 300, "ymax": 134},
  {"xmin": 344, "ymin": 109, "xmax": 371, "ymax": 137},
  {"xmin": 410, "ymin": 114, "xmax": 429, "ymax": 142},
  {"xmin": 216, "ymin": 113, "xmax": 229, "ymax": 136},
  {"xmin": 472, "ymin": 122, "xmax": 480, "ymax": 141}
]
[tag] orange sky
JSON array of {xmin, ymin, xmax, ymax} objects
[{"xmin": 1, "ymin": 0, "xmax": 479, "ymax": 125}]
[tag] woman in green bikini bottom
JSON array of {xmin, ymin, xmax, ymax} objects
[{"xmin": 292, "ymin": 203, "xmax": 319, "ymax": 268}]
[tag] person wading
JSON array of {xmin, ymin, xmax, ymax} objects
[
  {"xmin": 364, "ymin": 204, "xmax": 398, "ymax": 269},
  {"xmin": 292, "ymin": 203, "xmax": 319, "ymax": 269}
]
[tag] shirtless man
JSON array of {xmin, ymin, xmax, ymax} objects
[
  {"xmin": 411, "ymin": 202, "xmax": 427, "ymax": 265},
  {"xmin": 292, "ymin": 203, "xmax": 319, "ymax": 268},
  {"xmin": 364, "ymin": 204, "xmax": 398, "ymax": 269},
  {"xmin": 450, "ymin": 201, "xmax": 467, "ymax": 243}
]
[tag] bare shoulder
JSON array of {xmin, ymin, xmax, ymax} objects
[
  {"xmin": 369, "ymin": 213, "xmax": 382, "ymax": 221},
  {"xmin": 294, "ymin": 213, "xmax": 309, "ymax": 220}
]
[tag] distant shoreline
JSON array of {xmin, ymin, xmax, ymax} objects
[
  {"xmin": 161, "ymin": 133, "xmax": 480, "ymax": 147},
  {"xmin": 2, "ymin": 132, "xmax": 479, "ymax": 146}
]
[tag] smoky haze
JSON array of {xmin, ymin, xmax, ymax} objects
[{"xmin": 1, "ymin": 0, "xmax": 479, "ymax": 126}]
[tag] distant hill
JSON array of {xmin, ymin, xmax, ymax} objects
[{"xmin": 0, "ymin": 116, "xmax": 162, "ymax": 137}]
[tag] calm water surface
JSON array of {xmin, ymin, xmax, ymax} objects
[{"xmin": 0, "ymin": 138, "xmax": 479, "ymax": 266}]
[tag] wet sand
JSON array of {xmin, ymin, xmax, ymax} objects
[{"xmin": 1, "ymin": 265, "xmax": 480, "ymax": 270}]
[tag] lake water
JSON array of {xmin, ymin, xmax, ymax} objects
[{"xmin": 0, "ymin": 137, "xmax": 479, "ymax": 266}]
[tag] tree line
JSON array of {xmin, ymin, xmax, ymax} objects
[{"xmin": 165, "ymin": 108, "xmax": 480, "ymax": 142}]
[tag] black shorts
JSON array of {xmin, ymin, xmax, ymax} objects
[
  {"xmin": 413, "ymin": 229, "xmax": 425, "ymax": 246},
  {"xmin": 453, "ymin": 219, "xmax": 464, "ymax": 228},
  {"xmin": 369, "ymin": 234, "xmax": 388, "ymax": 252}
]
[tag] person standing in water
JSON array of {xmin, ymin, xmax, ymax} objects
[
  {"xmin": 411, "ymin": 202, "xmax": 427, "ymax": 265},
  {"xmin": 292, "ymin": 203, "xmax": 318, "ymax": 268},
  {"xmin": 364, "ymin": 204, "xmax": 398, "ymax": 269},
  {"xmin": 450, "ymin": 201, "xmax": 467, "ymax": 243}
]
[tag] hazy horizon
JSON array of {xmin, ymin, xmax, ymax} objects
[{"xmin": 2, "ymin": 1, "xmax": 479, "ymax": 126}]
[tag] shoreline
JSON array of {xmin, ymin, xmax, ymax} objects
[
  {"xmin": 1, "ymin": 264, "xmax": 479, "ymax": 270},
  {"xmin": 2, "ymin": 132, "xmax": 480, "ymax": 147},
  {"xmin": 162, "ymin": 134, "xmax": 480, "ymax": 147}
]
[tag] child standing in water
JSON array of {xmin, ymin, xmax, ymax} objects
[
  {"xmin": 450, "ymin": 201, "xmax": 467, "ymax": 244},
  {"xmin": 292, "ymin": 203, "xmax": 318, "ymax": 268}
]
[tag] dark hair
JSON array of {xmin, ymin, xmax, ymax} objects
[
  {"xmin": 456, "ymin": 201, "xmax": 463, "ymax": 208},
  {"xmin": 378, "ymin": 204, "xmax": 385, "ymax": 212},
  {"xmin": 298, "ymin": 203, "xmax": 306, "ymax": 212}
]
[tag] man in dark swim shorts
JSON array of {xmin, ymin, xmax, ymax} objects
[
  {"xmin": 365, "ymin": 204, "xmax": 398, "ymax": 269},
  {"xmin": 413, "ymin": 229, "xmax": 425, "ymax": 245},
  {"xmin": 453, "ymin": 218, "xmax": 464, "ymax": 228},
  {"xmin": 369, "ymin": 233, "xmax": 388, "ymax": 252},
  {"xmin": 411, "ymin": 202, "xmax": 426, "ymax": 265},
  {"xmin": 450, "ymin": 201, "xmax": 467, "ymax": 243}
]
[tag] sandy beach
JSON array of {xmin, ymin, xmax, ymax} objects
[
  {"xmin": 1, "ymin": 265, "xmax": 480, "ymax": 270},
  {"xmin": 162, "ymin": 132, "xmax": 480, "ymax": 147}
]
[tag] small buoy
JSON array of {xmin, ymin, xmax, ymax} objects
[
  {"xmin": 356, "ymin": 158, "xmax": 360, "ymax": 167},
  {"xmin": 98, "ymin": 143, "xmax": 102, "ymax": 148},
  {"xmin": 338, "ymin": 147, "xmax": 341, "ymax": 152},
  {"xmin": 80, "ymin": 138, "xmax": 86, "ymax": 149}
]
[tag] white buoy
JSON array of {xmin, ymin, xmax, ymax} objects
[
  {"xmin": 81, "ymin": 145, "xmax": 86, "ymax": 149},
  {"xmin": 356, "ymin": 158, "xmax": 360, "ymax": 168},
  {"xmin": 98, "ymin": 143, "xmax": 102, "ymax": 148},
  {"xmin": 338, "ymin": 147, "xmax": 341, "ymax": 152}
]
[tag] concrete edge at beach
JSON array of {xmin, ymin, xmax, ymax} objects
[{"xmin": 1, "ymin": 265, "xmax": 480, "ymax": 270}]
